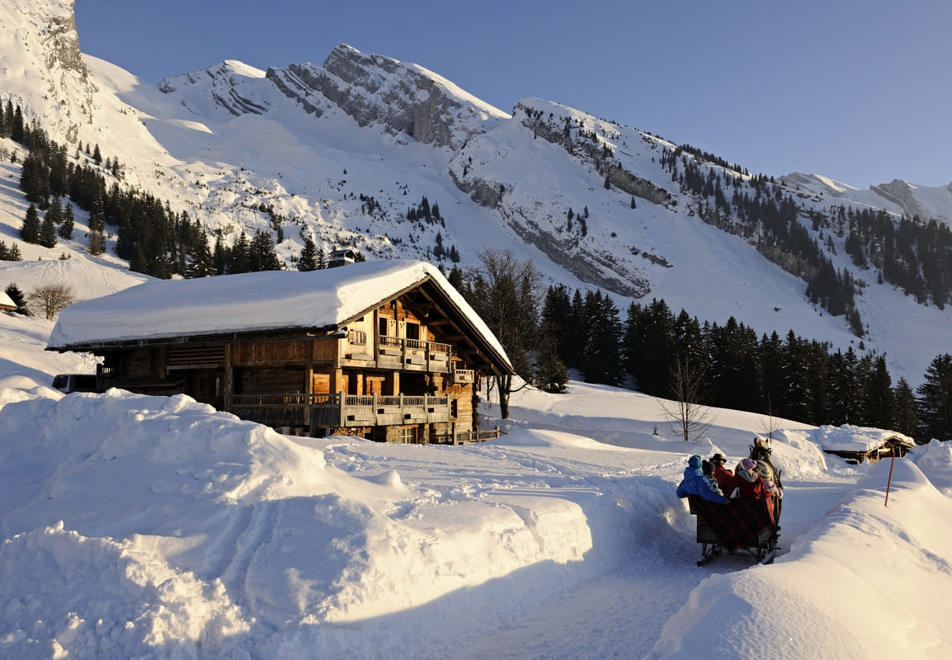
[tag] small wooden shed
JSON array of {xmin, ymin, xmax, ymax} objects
[
  {"xmin": 48, "ymin": 260, "xmax": 514, "ymax": 443},
  {"xmin": 817, "ymin": 425, "xmax": 916, "ymax": 463},
  {"xmin": 0, "ymin": 290, "xmax": 17, "ymax": 312}
]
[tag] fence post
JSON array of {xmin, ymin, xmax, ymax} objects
[{"xmin": 884, "ymin": 448, "xmax": 896, "ymax": 507}]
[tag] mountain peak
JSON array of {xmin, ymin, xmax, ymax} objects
[{"xmin": 264, "ymin": 44, "xmax": 507, "ymax": 149}]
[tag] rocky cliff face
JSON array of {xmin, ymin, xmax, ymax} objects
[
  {"xmin": 265, "ymin": 44, "xmax": 505, "ymax": 149},
  {"xmin": 871, "ymin": 179, "xmax": 952, "ymax": 222},
  {"xmin": 1, "ymin": 0, "xmax": 94, "ymax": 144},
  {"xmin": 515, "ymin": 101, "xmax": 671, "ymax": 206},
  {"xmin": 159, "ymin": 61, "xmax": 272, "ymax": 116}
]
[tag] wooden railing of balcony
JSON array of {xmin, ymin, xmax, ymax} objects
[
  {"xmin": 225, "ymin": 392, "xmax": 451, "ymax": 430},
  {"xmin": 375, "ymin": 336, "xmax": 452, "ymax": 372}
]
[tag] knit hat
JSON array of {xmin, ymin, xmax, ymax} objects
[
  {"xmin": 736, "ymin": 458, "xmax": 759, "ymax": 483},
  {"xmin": 701, "ymin": 460, "xmax": 714, "ymax": 476},
  {"xmin": 688, "ymin": 455, "xmax": 702, "ymax": 470}
]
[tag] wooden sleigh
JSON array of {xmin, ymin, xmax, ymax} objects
[{"xmin": 688, "ymin": 495, "xmax": 779, "ymax": 566}]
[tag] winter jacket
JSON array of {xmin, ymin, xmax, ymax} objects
[
  {"xmin": 733, "ymin": 471, "xmax": 765, "ymax": 500},
  {"xmin": 676, "ymin": 467, "xmax": 728, "ymax": 504},
  {"xmin": 712, "ymin": 464, "xmax": 734, "ymax": 495}
]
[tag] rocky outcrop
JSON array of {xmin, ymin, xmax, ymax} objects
[
  {"xmin": 449, "ymin": 169, "xmax": 505, "ymax": 208},
  {"xmin": 43, "ymin": 3, "xmax": 86, "ymax": 76},
  {"xmin": 159, "ymin": 61, "xmax": 271, "ymax": 116},
  {"xmin": 870, "ymin": 179, "xmax": 931, "ymax": 220},
  {"xmin": 265, "ymin": 45, "xmax": 501, "ymax": 149},
  {"xmin": 3, "ymin": 0, "xmax": 94, "ymax": 144},
  {"xmin": 515, "ymin": 101, "xmax": 670, "ymax": 206}
]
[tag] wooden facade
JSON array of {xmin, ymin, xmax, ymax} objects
[
  {"xmin": 822, "ymin": 435, "xmax": 914, "ymax": 464},
  {"xmin": 67, "ymin": 271, "xmax": 512, "ymax": 444}
]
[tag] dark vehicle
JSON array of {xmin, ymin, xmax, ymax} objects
[
  {"xmin": 51, "ymin": 373, "xmax": 99, "ymax": 394},
  {"xmin": 688, "ymin": 495, "xmax": 779, "ymax": 565}
]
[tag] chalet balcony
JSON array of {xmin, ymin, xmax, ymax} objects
[
  {"xmin": 449, "ymin": 367, "xmax": 475, "ymax": 384},
  {"xmin": 225, "ymin": 392, "xmax": 451, "ymax": 430},
  {"xmin": 371, "ymin": 336, "xmax": 451, "ymax": 373}
]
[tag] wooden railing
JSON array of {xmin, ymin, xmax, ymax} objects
[
  {"xmin": 374, "ymin": 336, "xmax": 452, "ymax": 372},
  {"xmin": 431, "ymin": 426, "xmax": 501, "ymax": 445},
  {"xmin": 226, "ymin": 392, "xmax": 452, "ymax": 430}
]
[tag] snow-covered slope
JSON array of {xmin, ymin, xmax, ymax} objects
[
  {"xmin": 2, "ymin": 0, "xmax": 951, "ymax": 385},
  {"xmin": 1, "ymin": 311, "xmax": 951, "ymax": 658}
]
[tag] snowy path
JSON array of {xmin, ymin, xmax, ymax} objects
[
  {"xmin": 451, "ymin": 479, "xmax": 857, "ymax": 659},
  {"xmin": 456, "ymin": 548, "xmax": 690, "ymax": 659}
]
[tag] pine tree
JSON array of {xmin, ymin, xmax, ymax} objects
[
  {"xmin": 533, "ymin": 330, "xmax": 568, "ymax": 393},
  {"xmin": 20, "ymin": 204, "xmax": 40, "ymax": 243},
  {"xmin": 862, "ymin": 355, "xmax": 894, "ymax": 429},
  {"xmin": 186, "ymin": 227, "xmax": 215, "ymax": 278},
  {"xmin": 58, "ymin": 203, "xmax": 74, "ymax": 240},
  {"xmin": 892, "ymin": 378, "xmax": 919, "ymax": 439},
  {"xmin": 297, "ymin": 237, "xmax": 319, "ymax": 271},
  {"xmin": 39, "ymin": 209, "xmax": 57, "ymax": 248},
  {"xmin": 541, "ymin": 284, "xmax": 573, "ymax": 366},
  {"xmin": 228, "ymin": 233, "xmax": 251, "ymax": 274},
  {"xmin": 248, "ymin": 230, "xmax": 281, "ymax": 271},
  {"xmin": 4, "ymin": 283, "xmax": 28, "ymax": 314},
  {"xmin": 917, "ymin": 354, "xmax": 952, "ymax": 442},
  {"xmin": 89, "ymin": 194, "xmax": 105, "ymax": 234},
  {"xmin": 582, "ymin": 291, "xmax": 624, "ymax": 386}
]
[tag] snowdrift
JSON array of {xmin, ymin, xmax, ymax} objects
[
  {"xmin": 0, "ymin": 390, "xmax": 677, "ymax": 656},
  {"xmin": 650, "ymin": 444, "xmax": 952, "ymax": 658},
  {"xmin": 0, "ymin": 330, "xmax": 950, "ymax": 657}
]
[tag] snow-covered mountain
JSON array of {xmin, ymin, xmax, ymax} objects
[{"xmin": 2, "ymin": 0, "xmax": 951, "ymax": 384}]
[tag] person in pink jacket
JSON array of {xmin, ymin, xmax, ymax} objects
[{"xmin": 733, "ymin": 458, "xmax": 766, "ymax": 500}]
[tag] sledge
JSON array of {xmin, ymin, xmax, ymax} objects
[{"xmin": 688, "ymin": 495, "xmax": 779, "ymax": 566}]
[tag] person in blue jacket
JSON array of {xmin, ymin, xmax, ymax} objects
[{"xmin": 676, "ymin": 455, "xmax": 729, "ymax": 504}]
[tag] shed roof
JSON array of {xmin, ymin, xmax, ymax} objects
[
  {"xmin": 48, "ymin": 260, "xmax": 513, "ymax": 373},
  {"xmin": 816, "ymin": 425, "xmax": 916, "ymax": 452}
]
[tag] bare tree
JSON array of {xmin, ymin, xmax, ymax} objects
[
  {"xmin": 465, "ymin": 248, "xmax": 541, "ymax": 418},
  {"xmin": 28, "ymin": 284, "xmax": 74, "ymax": 320},
  {"xmin": 758, "ymin": 394, "xmax": 782, "ymax": 441},
  {"xmin": 659, "ymin": 353, "xmax": 713, "ymax": 441}
]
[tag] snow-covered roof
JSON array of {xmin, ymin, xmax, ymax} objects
[
  {"xmin": 0, "ymin": 291, "xmax": 15, "ymax": 308},
  {"xmin": 48, "ymin": 260, "xmax": 512, "ymax": 371},
  {"xmin": 816, "ymin": 425, "xmax": 916, "ymax": 452}
]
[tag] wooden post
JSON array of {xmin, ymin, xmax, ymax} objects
[
  {"xmin": 884, "ymin": 448, "xmax": 896, "ymax": 507},
  {"xmin": 223, "ymin": 345, "xmax": 233, "ymax": 411}
]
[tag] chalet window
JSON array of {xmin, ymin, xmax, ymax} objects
[
  {"xmin": 348, "ymin": 329, "xmax": 367, "ymax": 345},
  {"xmin": 406, "ymin": 322, "xmax": 420, "ymax": 340},
  {"xmin": 378, "ymin": 317, "xmax": 388, "ymax": 337}
]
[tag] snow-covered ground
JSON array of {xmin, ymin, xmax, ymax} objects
[{"xmin": 1, "ymin": 310, "xmax": 950, "ymax": 659}]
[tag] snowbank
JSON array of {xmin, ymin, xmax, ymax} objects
[
  {"xmin": 649, "ymin": 454, "xmax": 952, "ymax": 658},
  {"xmin": 0, "ymin": 390, "xmax": 675, "ymax": 657}
]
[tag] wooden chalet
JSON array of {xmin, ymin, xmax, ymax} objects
[
  {"xmin": 817, "ymin": 425, "xmax": 916, "ymax": 464},
  {"xmin": 47, "ymin": 260, "xmax": 514, "ymax": 443},
  {"xmin": 0, "ymin": 291, "xmax": 17, "ymax": 312}
]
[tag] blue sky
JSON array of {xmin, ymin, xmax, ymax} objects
[{"xmin": 75, "ymin": 1, "xmax": 951, "ymax": 189}]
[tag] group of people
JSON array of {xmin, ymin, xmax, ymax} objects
[{"xmin": 676, "ymin": 451, "xmax": 782, "ymax": 520}]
